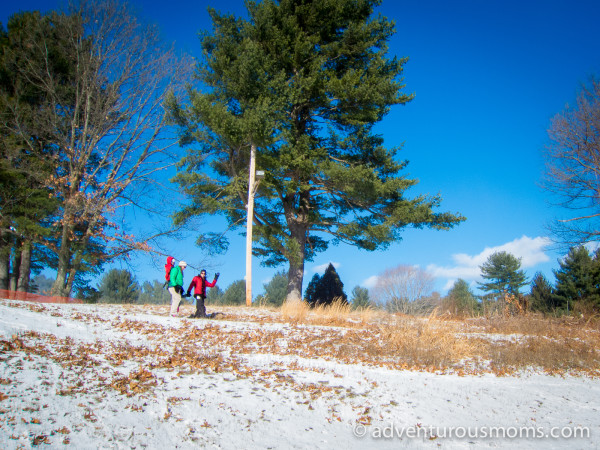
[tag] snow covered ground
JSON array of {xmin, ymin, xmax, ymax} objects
[{"xmin": 0, "ymin": 299, "xmax": 598, "ymax": 449}]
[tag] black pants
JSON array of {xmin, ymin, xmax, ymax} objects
[{"xmin": 194, "ymin": 294, "xmax": 206, "ymax": 317}]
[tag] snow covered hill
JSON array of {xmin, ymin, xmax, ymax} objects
[{"xmin": 0, "ymin": 299, "xmax": 598, "ymax": 449}]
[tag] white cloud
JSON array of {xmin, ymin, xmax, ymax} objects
[
  {"xmin": 361, "ymin": 275, "xmax": 379, "ymax": 289},
  {"xmin": 429, "ymin": 235, "xmax": 552, "ymax": 284},
  {"xmin": 427, "ymin": 263, "xmax": 481, "ymax": 281},
  {"xmin": 359, "ymin": 236, "xmax": 552, "ymax": 295},
  {"xmin": 311, "ymin": 261, "xmax": 340, "ymax": 274}
]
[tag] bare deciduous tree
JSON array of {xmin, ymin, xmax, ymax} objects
[
  {"xmin": 7, "ymin": 1, "xmax": 192, "ymax": 296},
  {"xmin": 543, "ymin": 77, "xmax": 600, "ymax": 245},
  {"xmin": 370, "ymin": 264, "xmax": 435, "ymax": 314}
]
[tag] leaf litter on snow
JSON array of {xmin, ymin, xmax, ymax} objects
[{"xmin": 1, "ymin": 299, "xmax": 599, "ymax": 449}]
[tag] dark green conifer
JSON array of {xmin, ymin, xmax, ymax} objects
[
  {"xmin": 553, "ymin": 246, "xmax": 600, "ymax": 311},
  {"xmin": 305, "ymin": 263, "xmax": 347, "ymax": 307},
  {"xmin": 478, "ymin": 251, "xmax": 528, "ymax": 297}
]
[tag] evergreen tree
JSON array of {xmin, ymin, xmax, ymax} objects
[
  {"xmin": 220, "ymin": 280, "xmax": 246, "ymax": 305},
  {"xmin": 305, "ymin": 263, "xmax": 347, "ymax": 307},
  {"xmin": 304, "ymin": 274, "xmax": 320, "ymax": 303},
  {"xmin": 75, "ymin": 285, "xmax": 101, "ymax": 304},
  {"xmin": 138, "ymin": 280, "xmax": 171, "ymax": 305},
  {"xmin": 478, "ymin": 251, "xmax": 528, "ymax": 297},
  {"xmin": 98, "ymin": 269, "xmax": 140, "ymax": 304},
  {"xmin": 255, "ymin": 271, "xmax": 288, "ymax": 306},
  {"xmin": 445, "ymin": 279, "xmax": 479, "ymax": 314},
  {"xmin": 529, "ymin": 272, "xmax": 556, "ymax": 312},
  {"xmin": 30, "ymin": 274, "xmax": 54, "ymax": 294},
  {"xmin": 553, "ymin": 246, "xmax": 600, "ymax": 311},
  {"xmin": 206, "ymin": 284, "xmax": 224, "ymax": 304},
  {"xmin": 350, "ymin": 286, "xmax": 372, "ymax": 309},
  {"xmin": 169, "ymin": 0, "xmax": 465, "ymax": 302}
]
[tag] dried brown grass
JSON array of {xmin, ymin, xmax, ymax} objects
[
  {"xmin": 281, "ymin": 299, "xmax": 310, "ymax": 323},
  {"xmin": 9, "ymin": 299, "xmax": 597, "ymax": 377},
  {"xmin": 464, "ymin": 313, "xmax": 600, "ymax": 375},
  {"xmin": 89, "ymin": 302, "xmax": 600, "ymax": 377},
  {"xmin": 370, "ymin": 312, "xmax": 485, "ymax": 371},
  {"xmin": 274, "ymin": 303, "xmax": 600, "ymax": 376},
  {"xmin": 311, "ymin": 298, "xmax": 352, "ymax": 326},
  {"xmin": 280, "ymin": 299, "xmax": 382, "ymax": 327}
]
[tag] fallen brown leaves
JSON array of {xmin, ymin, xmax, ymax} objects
[
  {"xmin": 6, "ymin": 301, "xmax": 600, "ymax": 382},
  {"xmin": 1, "ymin": 298, "xmax": 599, "ymax": 444}
]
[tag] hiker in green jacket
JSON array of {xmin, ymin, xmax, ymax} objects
[{"xmin": 168, "ymin": 261, "xmax": 187, "ymax": 317}]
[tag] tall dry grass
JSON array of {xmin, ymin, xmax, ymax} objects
[
  {"xmin": 275, "ymin": 303, "xmax": 600, "ymax": 375},
  {"xmin": 311, "ymin": 298, "xmax": 351, "ymax": 325},
  {"xmin": 281, "ymin": 299, "xmax": 310, "ymax": 323},
  {"xmin": 280, "ymin": 298, "xmax": 382, "ymax": 327},
  {"xmin": 370, "ymin": 312, "xmax": 485, "ymax": 370}
]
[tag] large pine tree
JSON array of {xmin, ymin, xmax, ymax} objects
[
  {"xmin": 170, "ymin": 0, "xmax": 465, "ymax": 301},
  {"xmin": 478, "ymin": 251, "xmax": 528, "ymax": 297}
]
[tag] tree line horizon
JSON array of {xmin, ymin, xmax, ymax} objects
[{"xmin": 27, "ymin": 245, "xmax": 599, "ymax": 317}]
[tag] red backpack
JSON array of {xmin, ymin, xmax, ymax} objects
[{"xmin": 165, "ymin": 256, "xmax": 175, "ymax": 281}]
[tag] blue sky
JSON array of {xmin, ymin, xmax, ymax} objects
[{"xmin": 2, "ymin": 0, "xmax": 600, "ymax": 298}]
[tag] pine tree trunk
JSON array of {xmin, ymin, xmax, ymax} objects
[
  {"xmin": 287, "ymin": 259, "xmax": 305, "ymax": 301},
  {"xmin": 286, "ymin": 222, "xmax": 307, "ymax": 302},
  {"xmin": 16, "ymin": 241, "xmax": 32, "ymax": 292},
  {"xmin": 9, "ymin": 242, "xmax": 21, "ymax": 292},
  {"xmin": 0, "ymin": 231, "xmax": 10, "ymax": 291},
  {"xmin": 283, "ymin": 188, "xmax": 311, "ymax": 302}
]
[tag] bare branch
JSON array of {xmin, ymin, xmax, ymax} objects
[{"xmin": 542, "ymin": 77, "xmax": 600, "ymax": 245}]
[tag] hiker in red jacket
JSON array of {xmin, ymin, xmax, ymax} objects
[{"xmin": 186, "ymin": 269, "xmax": 219, "ymax": 318}]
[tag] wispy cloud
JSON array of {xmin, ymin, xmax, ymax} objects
[
  {"xmin": 427, "ymin": 235, "xmax": 552, "ymax": 289},
  {"xmin": 311, "ymin": 261, "xmax": 340, "ymax": 274},
  {"xmin": 361, "ymin": 275, "xmax": 379, "ymax": 289}
]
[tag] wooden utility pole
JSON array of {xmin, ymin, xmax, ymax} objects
[{"xmin": 245, "ymin": 143, "xmax": 257, "ymax": 307}]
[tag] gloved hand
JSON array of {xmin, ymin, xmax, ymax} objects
[
  {"xmin": 185, "ymin": 292, "xmax": 191, "ymax": 298},
  {"xmin": 214, "ymin": 272, "xmax": 220, "ymax": 281}
]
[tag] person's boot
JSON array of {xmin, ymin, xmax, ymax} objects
[
  {"xmin": 194, "ymin": 295, "xmax": 207, "ymax": 318},
  {"xmin": 192, "ymin": 308, "xmax": 206, "ymax": 318},
  {"xmin": 188, "ymin": 306, "xmax": 204, "ymax": 319}
]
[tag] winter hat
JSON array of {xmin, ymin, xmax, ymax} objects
[{"xmin": 179, "ymin": 261, "xmax": 187, "ymax": 268}]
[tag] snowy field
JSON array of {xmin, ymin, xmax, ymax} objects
[{"xmin": 0, "ymin": 299, "xmax": 598, "ymax": 449}]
